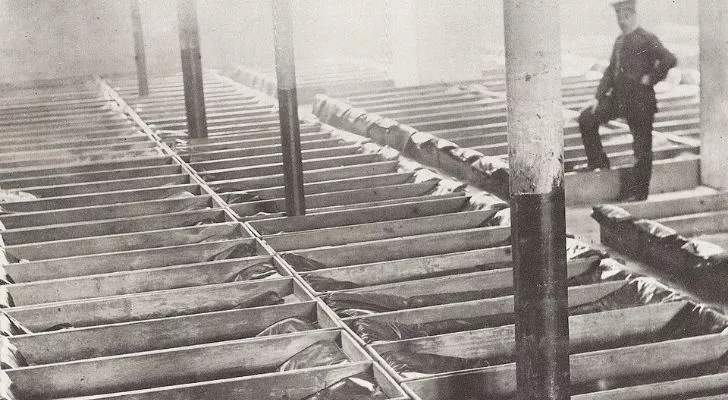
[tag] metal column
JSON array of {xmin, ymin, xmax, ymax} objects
[
  {"xmin": 503, "ymin": 1, "xmax": 569, "ymax": 399},
  {"xmin": 177, "ymin": 0, "xmax": 208, "ymax": 138},
  {"xmin": 699, "ymin": 0, "xmax": 728, "ymax": 189},
  {"xmin": 130, "ymin": 0, "xmax": 149, "ymax": 97},
  {"xmin": 272, "ymin": 0, "xmax": 306, "ymax": 216}
]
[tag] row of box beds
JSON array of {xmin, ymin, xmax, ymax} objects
[
  {"xmin": 302, "ymin": 68, "xmax": 701, "ymax": 204},
  {"xmin": 0, "ymin": 70, "xmax": 726, "ymax": 399}
]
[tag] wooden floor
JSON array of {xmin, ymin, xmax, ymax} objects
[{"xmin": 0, "ymin": 69, "xmax": 727, "ymax": 400}]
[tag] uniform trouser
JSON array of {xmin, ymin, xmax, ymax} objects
[{"xmin": 578, "ymin": 97, "xmax": 655, "ymax": 198}]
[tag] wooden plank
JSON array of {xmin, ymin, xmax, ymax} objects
[
  {"xmin": 266, "ymin": 209, "xmax": 494, "ymax": 252},
  {"xmin": 10, "ymin": 301, "xmax": 318, "ymax": 364},
  {"xmin": 58, "ymin": 363, "xmax": 386, "ymax": 400},
  {"xmin": 654, "ymin": 117, "xmax": 700, "ymax": 132},
  {"xmin": 198, "ymin": 153, "xmax": 380, "ymax": 182},
  {"xmin": 241, "ymin": 171, "xmax": 414, "ymax": 200},
  {"xmin": 654, "ymin": 107, "xmax": 699, "ymax": 123},
  {"xmin": 4, "ymin": 238, "xmax": 256, "ymax": 281},
  {"xmin": 0, "ymin": 148, "xmax": 164, "ymax": 170},
  {"xmin": 250, "ymin": 195, "xmax": 469, "ymax": 235},
  {"xmin": 572, "ymin": 371, "xmax": 728, "ymax": 400},
  {"xmin": 340, "ymin": 263, "xmax": 590, "ymax": 300},
  {"xmin": 0, "ymin": 209, "xmax": 225, "ymax": 245},
  {"xmin": 200, "ymin": 120, "xmax": 284, "ymax": 135},
  {"xmin": 289, "ymin": 226, "xmax": 510, "ymax": 268},
  {"xmin": 161, "ymin": 116, "xmax": 280, "ymax": 132},
  {"xmin": 0, "ymin": 99, "xmax": 109, "ymax": 113},
  {"xmin": 136, "ymin": 101, "xmax": 267, "ymax": 115},
  {"xmin": 0, "ymin": 119, "xmax": 133, "ymax": 137},
  {"xmin": 127, "ymin": 91, "xmax": 248, "ymax": 103},
  {"xmin": 409, "ymin": 114, "xmax": 507, "ymax": 132},
  {"xmin": 0, "ymin": 155, "xmax": 172, "ymax": 181},
  {"xmin": 132, "ymin": 103, "xmax": 274, "ymax": 120},
  {"xmin": 139, "ymin": 103, "xmax": 272, "ymax": 119},
  {"xmin": 427, "ymin": 121, "xmax": 507, "ymax": 140},
  {"xmin": 0, "ymin": 112, "xmax": 126, "ymax": 128},
  {"xmin": 183, "ymin": 132, "xmax": 333, "ymax": 156},
  {"xmin": 617, "ymin": 192, "xmax": 728, "ymax": 220},
  {"xmin": 18, "ymin": 174, "xmax": 189, "ymax": 198},
  {"xmin": 8, "ymin": 255, "xmax": 274, "ymax": 305},
  {"xmin": 6, "ymin": 329, "xmax": 344, "ymax": 399},
  {"xmin": 391, "ymin": 105, "xmax": 506, "ymax": 126},
  {"xmin": 303, "ymin": 250, "xmax": 595, "ymax": 293},
  {"xmin": 0, "ymin": 164, "xmax": 181, "ymax": 189},
  {"xmin": 144, "ymin": 108, "xmax": 275, "ymax": 125},
  {"xmin": 371, "ymin": 302, "xmax": 687, "ymax": 380},
  {"xmin": 568, "ymin": 334, "xmax": 728, "ymax": 392},
  {"xmin": 189, "ymin": 138, "xmax": 343, "ymax": 162},
  {"xmin": 181, "ymin": 123, "xmax": 321, "ymax": 146},
  {"xmin": 211, "ymin": 160, "xmax": 399, "ymax": 191},
  {"xmin": 129, "ymin": 95, "xmax": 254, "ymax": 110},
  {"xmin": 376, "ymin": 101, "xmax": 504, "ymax": 121},
  {"xmin": 0, "ymin": 128, "xmax": 142, "ymax": 148},
  {"xmin": 361, "ymin": 94, "xmax": 485, "ymax": 114},
  {"xmin": 402, "ymin": 333, "xmax": 728, "ymax": 399},
  {"xmin": 466, "ymin": 128, "xmax": 623, "ymax": 153},
  {"xmin": 0, "ymin": 184, "xmax": 201, "ymax": 213},
  {"xmin": 345, "ymin": 281, "xmax": 628, "ymax": 326},
  {"xmin": 0, "ymin": 111, "xmax": 128, "ymax": 127},
  {"xmin": 0, "ymin": 135, "xmax": 149, "ymax": 154},
  {"xmin": 350, "ymin": 92, "xmax": 477, "ymax": 109},
  {"xmin": 302, "ymin": 193, "xmax": 466, "ymax": 217},
  {"xmin": 345, "ymin": 85, "xmax": 455, "ymax": 103},
  {"xmin": 0, "ymin": 102, "xmax": 112, "ymax": 116},
  {"xmin": 0, "ymin": 102, "xmax": 110, "ymax": 116},
  {"xmin": 197, "ymin": 123, "xmax": 321, "ymax": 138},
  {"xmin": 566, "ymin": 156, "xmax": 700, "ymax": 206},
  {"xmin": 159, "ymin": 123, "xmax": 321, "ymax": 145},
  {"xmin": 656, "ymin": 210, "xmax": 728, "ymax": 236},
  {"xmin": 0, "ymin": 195, "xmax": 211, "ymax": 229},
  {"xmin": 342, "ymin": 81, "xmax": 453, "ymax": 97},
  {"xmin": 4, "ymin": 222, "xmax": 244, "ymax": 260},
  {"xmin": 233, "ymin": 181, "xmax": 439, "ymax": 217},
  {"xmin": 6, "ymin": 277, "xmax": 298, "ymax": 330}
]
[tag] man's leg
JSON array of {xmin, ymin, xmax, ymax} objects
[
  {"xmin": 626, "ymin": 111, "xmax": 655, "ymax": 200},
  {"xmin": 578, "ymin": 99, "xmax": 616, "ymax": 169}
]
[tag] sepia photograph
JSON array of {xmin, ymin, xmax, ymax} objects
[{"xmin": 0, "ymin": 0, "xmax": 725, "ymax": 399}]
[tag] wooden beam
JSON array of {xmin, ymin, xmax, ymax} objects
[
  {"xmin": 5, "ymin": 238, "xmax": 255, "ymax": 281},
  {"xmin": 10, "ymin": 301, "xmax": 318, "ymax": 364},
  {"xmin": 7, "ymin": 277, "xmax": 299, "ymax": 330},
  {"xmin": 177, "ymin": 0, "xmax": 208, "ymax": 138},
  {"xmin": 6, "ymin": 329, "xmax": 348, "ymax": 399},
  {"xmin": 131, "ymin": 0, "xmax": 149, "ymax": 97}
]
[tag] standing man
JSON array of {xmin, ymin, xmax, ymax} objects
[{"xmin": 578, "ymin": 0, "xmax": 677, "ymax": 201}]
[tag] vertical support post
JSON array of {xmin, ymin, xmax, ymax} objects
[
  {"xmin": 503, "ymin": 1, "xmax": 569, "ymax": 399},
  {"xmin": 130, "ymin": 0, "xmax": 149, "ymax": 97},
  {"xmin": 699, "ymin": 0, "xmax": 728, "ymax": 189},
  {"xmin": 177, "ymin": 0, "xmax": 208, "ymax": 138},
  {"xmin": 272, "ymin": 0, "xmax": 306, "ymax": 216}
]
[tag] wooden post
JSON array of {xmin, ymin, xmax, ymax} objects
[
  {"xmin": 177, "ymin": 0, "xmax": 208, "ymax": 138},
  {"xmin": 272, "ymin": 0, "xmax": 306, "ymax": 216},
  {"xmin": 130, "ymin": 0, "xmax": 149, "ymax": 97},
  {"xmin": 503, "ymin": 1, "xmax": 569, "ymax": 399},
  {"xmin": 699, "ymin": 0, "xmax": 728, "ymax": 189}
]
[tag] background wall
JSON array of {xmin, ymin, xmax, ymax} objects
[{"xmin": 0, "ymin": 0, "xmax": 698, "ymax": 83}]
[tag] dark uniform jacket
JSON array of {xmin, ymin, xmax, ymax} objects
[{"xmin": 596, "ymin": 27, "xmax": 677, "ymax": 114}]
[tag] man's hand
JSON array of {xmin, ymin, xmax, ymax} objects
[
  {"xmin": 583, "ymin": 98, "xmax": 599, "ymax": 114},
  {"xmin": 640, "ymin": 74, "xmax": 651, "ymax": 86}
]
